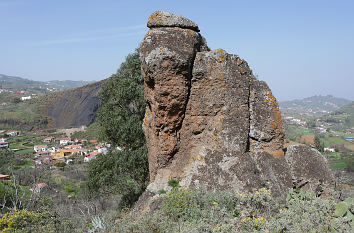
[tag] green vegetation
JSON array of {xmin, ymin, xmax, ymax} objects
[
  {"xmin": 0, "ymin": 209, "xmax": 73, "ymax": 232},
  {"xmin": 87, "ymin": 48, "xmax": 149, "ymax": 208},
  {"xmin": 70, "ymin": 122, "xmax": 101, "ymax": 140},
  {"xmin": 112, "ymin": 188, "xmax": 352, "ymax": 232},
  {"xmin": 97, "ymin": 48, "xmax": 145, "ymax": 148}
]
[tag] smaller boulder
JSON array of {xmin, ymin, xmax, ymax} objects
[{"xmin": 285, "ymin": 144, "xmax": 334, "ymax": 194}]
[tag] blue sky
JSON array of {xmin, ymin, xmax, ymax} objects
[{"xmin": 1, "ymin": 0, "xmax": 353, "ymax": 101}]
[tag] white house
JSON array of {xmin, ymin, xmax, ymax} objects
[
  {"xmin": 6, "ymin": 131, "xmax": 20, "ymax": 137},
  {"xmin": 324, "ymin": 147, "xmax": 335, "ymax": 153},
  {"xmin": 0, "ymin": 142, "xmax": 9, "ymax": 150},
  {"xmin": 97, "ymin": 147, "xmax": 108, "ymax": 155},
  {"xmin": 84, "ymin": 154, "xmax": 96, "ymax": 162},
  {"xmin": 48, "ymin": 147, "xmax": 57, "ymax": 153},
  {"xmin": 21, "ymin": 96, "xmax": 32, "ymax": 101},
  {"xmin": 59, "ymin": 138, "xmax": 70, "ymax": 146},
  {"xmin": 34, "ymin": 145, "xmax": 48, "ymax": 153}
]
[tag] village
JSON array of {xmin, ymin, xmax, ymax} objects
[{"xmin": 0, "ymin": 128, "xmax": 116, "ymax": 169}]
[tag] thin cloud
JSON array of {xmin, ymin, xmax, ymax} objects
[
  {"xmin": 42, "ymin": 31, "xmax": 145, "ymax": 45},
  {"xmin": 40, "ymin": 24, "xmax": 146, "ymax": 45}
]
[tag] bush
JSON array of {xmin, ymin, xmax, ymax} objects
[
  {"xmin": 0, "ymin": 209, "xmax": 74, "ymax": 232},
  {"xmin": 110, "ymin": 188, "xmax": 352, "ymax": 233},
  {"xmin": 87, "ymin": 146, "xmax": 149, "ymax": 208}
]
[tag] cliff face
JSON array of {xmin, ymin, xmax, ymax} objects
[
  {"xmin": 43, "ymin": 80, "xmax": 105, "ymax": 129},
  {"xmin": 138, "ymin": 11, "xmax": 334, "ymax": 207}
]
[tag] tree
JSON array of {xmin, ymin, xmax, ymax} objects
[
  {"xmin": 314, "ymin": 134, "xmax": 324, "ymax": 152},
  {"xmin": 0, "ymin": 150, "xmax": 15, "ymax": 173},
  {"xmin": 88, "ymin": 48, "xmax": 149, "ymax": 208},
  {"xmin": 97, "ymin": 48, "xmax": 145, "ymax": 149}
]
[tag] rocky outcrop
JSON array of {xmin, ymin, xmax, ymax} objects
[{"xmin": 138, "ymin": 11, "xmax": 334, "ymax": 208}]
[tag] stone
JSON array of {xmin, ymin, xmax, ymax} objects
[
  {"xmin": 285, "ymin": 144, "xmax": 335, "ymax": 192},
  {"xmin": 147, "ymin": 11, "xmax": 200, "ymax": 32},
  {"xmin": 136, "ymin": 11, "xmax": 334, "ymax": 210}
]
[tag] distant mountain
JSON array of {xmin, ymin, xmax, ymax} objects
[
  {"xmin": 322, "ymin": 101, "xmax": 354, "ymax": 128},
  {"xmin": 279, "ymin": 95, "xmax": 352, "ymax": 116},
  {"xmin": 0, "ymin": 74, "xmax": 93, "ymax": 93}
]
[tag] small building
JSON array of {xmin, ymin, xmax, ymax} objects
[
  {"xmin": 324, "ymin": 147, "xmax": 335, "ymax": 153},
  {"xmin": 21, "ymin": 96, "xmax": 31, "ymax": 101},
  {"xmin": 0, "ymin": 138, "xmax": 7, "ymax": 143},
  {"xmin": 51, "ymin": 149, "xmax": 85, "ymax": 159},
  {"xmin": 34, "ymin": 145, "xmax": 48, "ymax": 153},
  {"xmin": 97, "ymin": 147, "xmax": 108, "ymax": 155},
  {"xmin": 64, "ymin": 144, "xmax": 82, "ymax": 149},
  {"xmin": 84, "ymin": 154, "xmax": 97, "ymax": 162},
  {"xmin": 43, "ymin": 137, "xmax": 55, "ymax": 143},
  {"xmin": 0, "ymin": 142, "xmax": 9, "ymax": 150},
  {"xmin": 48, "ymin": 147, "xmax": 57, "ymax": 152},
  {"xmin": 6, "ymin": 131, "xmax": 20, "ymax": 137},
  {"xmin": 59, "ymin": 138, "xmax": 71, "ymax": 146}
]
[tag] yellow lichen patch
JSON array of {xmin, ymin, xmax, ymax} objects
[
  {"xmin": 144, "ymin": 110, "xmax": 149, "ymax": 126},
  {"xmin": 271, "ymin": 151, "xmax": 285, "ymax": 157},
  {"xmin": 215, "ymin": 49, "xmax": 226, "ymax": 63},
  {"xmin": 217, "ymin": 54, "xmax": 225, "ymax": 63},
  {"xmin": 237, "ymin": 57, "xmax": 243, "ymax": 65},
  {"xmin": 148, "ymin": 11, "xmax": 164, "ymax": 25},
  {"xmin": 144, "ymin": 31, "xmax": 151, "ymax": 39}
]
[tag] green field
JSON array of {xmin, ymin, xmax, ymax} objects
[
  {"xmin": 14, "ymin": 148, "xmax": 35, "ymax": 155},
  {"xmin": 323, "ymin": 136, "xmax": 352, "ymax": 147},
  {"xmin": 329, "ymin": 161, "xmax": 348, "ymax": 170}
]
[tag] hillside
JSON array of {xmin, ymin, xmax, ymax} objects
[
  {"xmin": 320, "ymin": 101, "xmax": 354, "ymax": 129},
  {"xmin": 42, "ymin": 79, "xmax": 106, "ymax": 128},
  {"xmin": 0, "ymin": 73, "xmax": 93, "ymax": 94},
  {"xmin": 279, "ymin": 95, "xmax": 352, "ymax": 116},
  {"xmin": 0, "ymin": 79, "xmax": 106, "ymax": 129}
]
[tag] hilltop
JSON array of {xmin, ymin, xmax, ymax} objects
[
  {"xmin": 279, "ymin": 95, "xmax": 352, "ymax": 116},
  {"xmin": 0, "ymin": 73, "xmax": 93, "ymax": 94},
  {"xmin": 320, "ymin": 101, "xmax": 354, "ymax": 129}
]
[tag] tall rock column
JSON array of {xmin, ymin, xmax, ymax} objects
[
  {"xmin": 140, "ymin": 11, "xmax": 208, "ymax": 181},
  {"xmin": 136, "ymin": 12, "xmax": 334, "ymax": 211}
]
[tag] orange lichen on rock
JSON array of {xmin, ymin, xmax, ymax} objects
[
  {"xmin": 237, "ymin": 57, "xmax": 243, "ymax": 65},
  {"xmin": 148, "ymin": 11, "xmax": 164, "ymax": 25},
  {"xmin": 271, "ymin": 151, "xmax": 285, "ymax": 157},
  {"xmin": 264, "ymin": 91, "xmax": 283, "ymax": 135}
]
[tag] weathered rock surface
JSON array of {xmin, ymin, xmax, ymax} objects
[
  {"xmin": 285, "ymin": 144, "xmax": 335, "ymax": 193},
  {"xmin": 137, "ymin": 11, "xmax": 334, "ymax": 210}
]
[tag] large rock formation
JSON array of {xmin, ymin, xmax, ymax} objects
[{"xmin": 138, "ymin": 11, "xmax": 334, "ymax": 207}]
